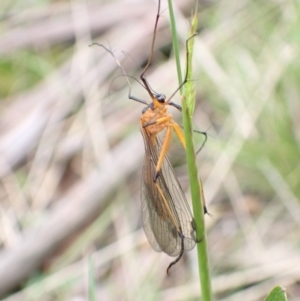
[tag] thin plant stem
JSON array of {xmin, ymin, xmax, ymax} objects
[{"xmin": 168, "ymin": 1, "xmax": 214, "ymax": 300}]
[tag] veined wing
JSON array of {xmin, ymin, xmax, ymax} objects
[{"xmin": 141, "ymin": 127, "xmax": 196, "ymax": 257}]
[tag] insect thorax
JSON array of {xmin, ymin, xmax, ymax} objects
[{"xmin": 141, "ymin": 106, "xmax": 172, "ymax": 137}]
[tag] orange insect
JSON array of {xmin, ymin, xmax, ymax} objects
[{"xmin": 92, "ymin": 0, "xmax": 208, "ymax": 273}]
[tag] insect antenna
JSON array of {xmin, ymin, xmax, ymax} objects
[{"xmin": 89, "ymin": 43, "xmax": 149, "ymax": 106}]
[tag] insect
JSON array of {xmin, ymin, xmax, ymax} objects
[{"xmin": 92, "ymin": 0, "xmax": 208, "ymax": 273}]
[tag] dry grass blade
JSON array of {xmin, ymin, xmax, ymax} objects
[{"xmin": 0, "ymin": 133, "xmax": 143, "ymax": 296}]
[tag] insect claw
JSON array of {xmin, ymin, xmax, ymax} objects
[
  {"xmin": 153, "ymin": 171, "xmax": 160, "ymax": 182},
  {"xmin": 196, "ymin": 237, "xmax": 203, "ymax": 243}
]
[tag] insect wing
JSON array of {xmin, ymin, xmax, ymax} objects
[
  {"xmin": 141, "ymin": 129, "xmax": 196, "ymax": 257},
  {"xmin": 141, "ymin": 150, "xmax": 178, "ymax": 254}
]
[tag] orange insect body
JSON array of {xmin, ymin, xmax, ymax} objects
[
  {"xmin": 140, "ymin": 95, "xmax": 186, "ymax": 182},
  {"xmin": 141, "ymin": 104, "xmax": 172, "ymax": 143},
  {"xmin": 141, "ymin": 105, "xmax": 169, "ymax": 135}
]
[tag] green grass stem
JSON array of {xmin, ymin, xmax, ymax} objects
[{"xmin": 168, "ymin": 2, "xmax": 214, "ymax": 300}]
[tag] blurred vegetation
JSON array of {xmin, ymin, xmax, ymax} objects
[{"xmin": 0, "ymin": 0, "xmax": 300, "ymax": 301}]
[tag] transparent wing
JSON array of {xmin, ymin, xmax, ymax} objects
[{"xmin": 141, "ymin": 128, "xmax": 196, "ymax": 257}]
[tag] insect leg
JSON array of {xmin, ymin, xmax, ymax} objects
[
  {"xmin": 171, "ymin": 117, "xmax": 208, "ymax": 155},
  {"xmin": 172, "ymin": 122, "xmax": 210, "ymax": 216},
  {"xmin": 140, "ymin": 0, "xmax": 161, "ymax": 98},
  {"xmin": 143, "ymin": 115, "xmax": 172, "ymax": 128},
  {"xmin": 194, "ymin": 130, "xmax": 208, "ymax": 154},
  {"xmin": 199, "ymin": 178, "xmax": 212, "ymax": 219},
  {"xmin": 171, "ymin": 122, "xmax": 186, "ymax": 149},
  {"xmin": 166, "ymin": 34, "xmax": 197, "ymax": 103},
  {"xmin": 153, "ymin": 126, "xmax": 172, "ymax": 181},
  {"xmin": 169, "ymin": 101, "xmax": 182, "ymax": 111},
  {"xmin": 129, "ymin": 95, "xmax": 148, "ymax": 106},
  {"xmin": 166, "ymin": 231, "xmax": 185, "ymax": 274}
]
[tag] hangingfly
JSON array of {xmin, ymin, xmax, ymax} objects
[
  {"xmin": 133, "ymin": 0, "xmax": 208, "ymax": 273},
  {"xmin": 91, "ymin": 0, "xmax": 208, "ymax": 273}
]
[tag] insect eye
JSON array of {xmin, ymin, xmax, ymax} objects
[{"xmin": 156, "ymin": 94, "xmax": 166, "ymax": 103}]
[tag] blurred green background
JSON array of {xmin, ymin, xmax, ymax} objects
[{"xmin": 0, "ymin": 0, "xmax": 300, "ymax": 300}]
